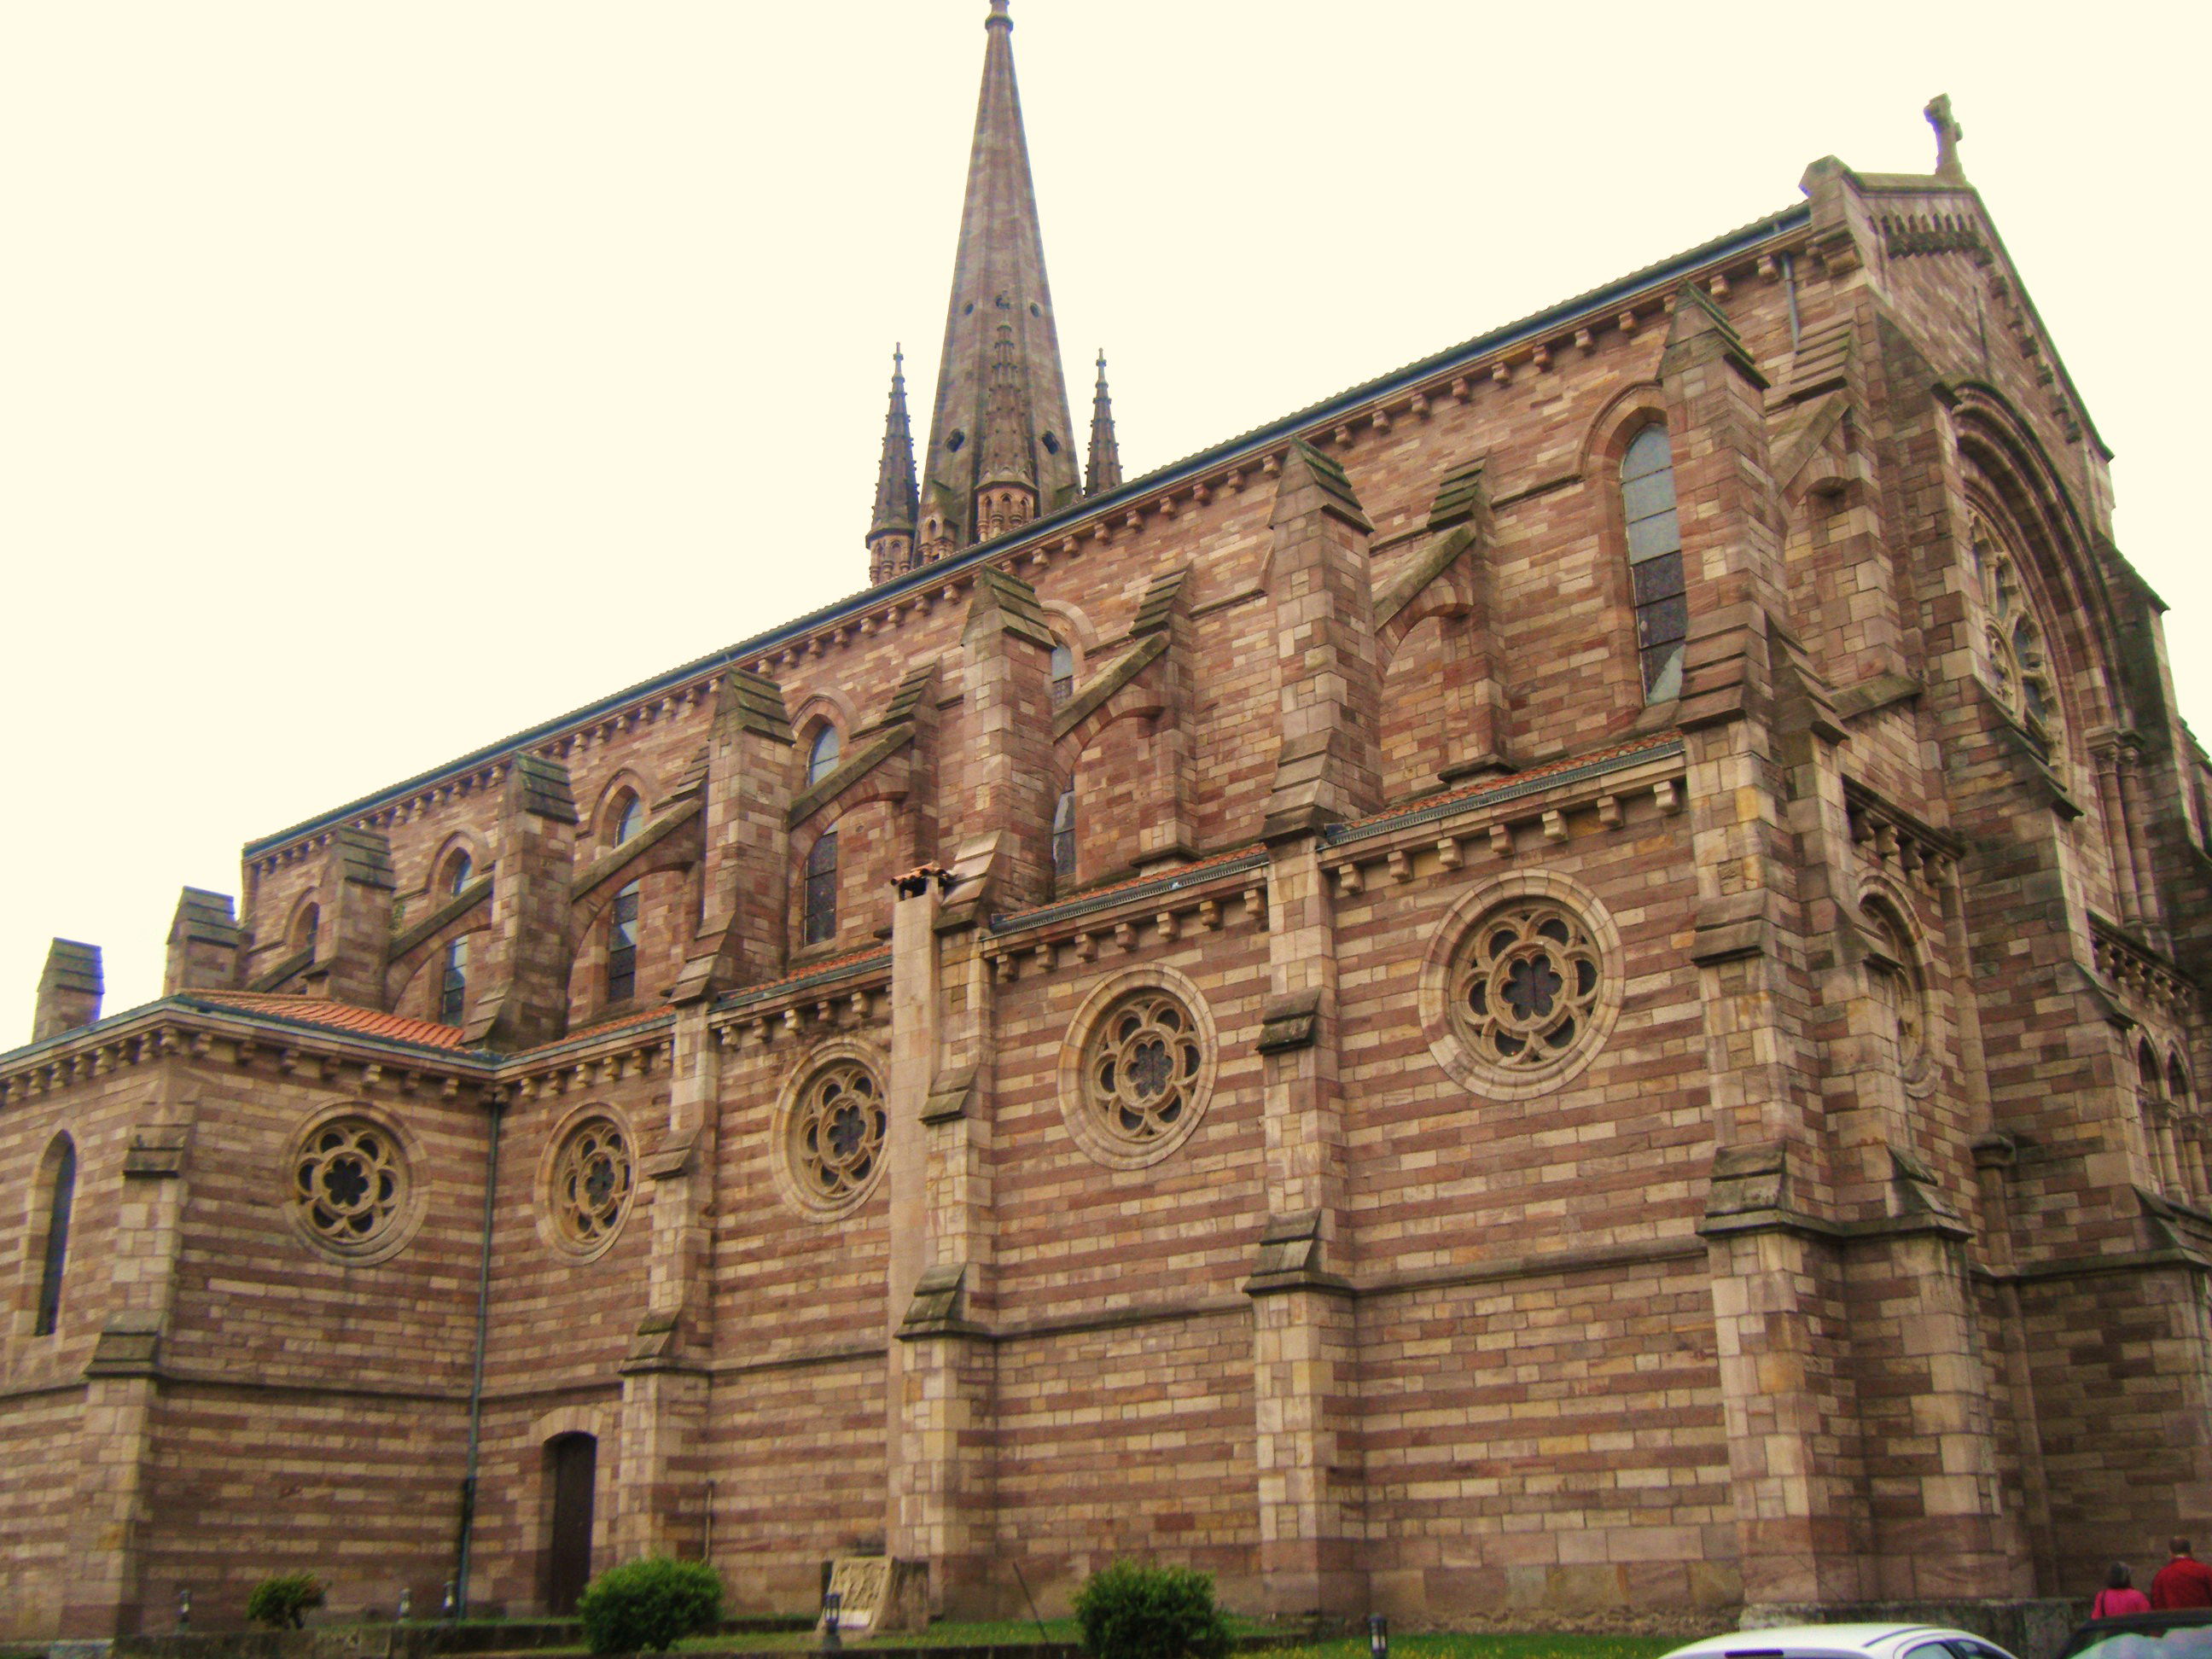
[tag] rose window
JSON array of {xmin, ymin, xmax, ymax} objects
[
  {"xmin": 1086, "ymin": 990, "xmax": 1205, "ymax": 1150},
  {"xmin": 789, "ymin": 1059, "xmax": 887, "ymax": 1212},
  {"xmin": 550, "ymin": 1115, "xmax": 634, "ymax": 1253},
  {"xmin": 294, "ymin": 1118, "xmax": 405, "ymax": 1252},
  {"xmin": 1447, "ymin": 900, "xmax": 1604, "ymax": 1075}
]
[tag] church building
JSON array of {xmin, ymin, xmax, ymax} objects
[{"xmin": 6, "ymin": 3, "xmax": 2210, "ymax": 1640}]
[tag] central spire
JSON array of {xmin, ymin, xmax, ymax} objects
[{"xmin": 911, "ymin": 0, "xmax": 1080, "ymax": 563}]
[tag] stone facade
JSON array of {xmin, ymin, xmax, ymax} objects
[{"xmin": 5, "ymin": 16, "xmax": 2211, "ymax": 1645}]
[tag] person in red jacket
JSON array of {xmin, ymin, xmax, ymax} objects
[
  {"xmin": 2151, "ymin": 1539, "xmax": 2212, "ymax": 1610},
  {"xmin": 2095, "ymin": 1562, "xmax": 2152, "ymax": 1619}
]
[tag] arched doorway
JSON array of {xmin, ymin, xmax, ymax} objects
[{"xmin": 544, "ymin": 1433, "xmax": 597, "ymax": 1614}]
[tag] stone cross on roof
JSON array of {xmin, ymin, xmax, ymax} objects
[{"xmin": 1924, "ymin": 93, "xmax": 1965, "ymax": 183}]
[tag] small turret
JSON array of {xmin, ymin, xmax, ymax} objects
[
  {"xmin": 1086, "ymin": 351, "xmax": 1122, "ymax": 498},
  {"xmin": 867, "ymin": 347, "xmax": 921, "ymax": 583}
]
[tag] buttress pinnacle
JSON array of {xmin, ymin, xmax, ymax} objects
[
  {"xmin": 869, "ymin": 346, "xmax": 919, "ymax": 537},
  {"xmin": 1086, "ymin": 351, "xmax": 1122, "ymax": 498}
]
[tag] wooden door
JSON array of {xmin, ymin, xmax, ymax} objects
[{"xmin": 545, "ymin": 1434, "xmax": 597, "ymax": 1615}]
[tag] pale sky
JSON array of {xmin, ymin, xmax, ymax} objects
[{"xmin": 4, "ymin": 1, "xmax": 2205, "ymax": 1024}]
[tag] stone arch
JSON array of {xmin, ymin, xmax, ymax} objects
[
  {"xmin": 528, "ymin": 1402, "xmax": 616, "ymax": 1446},
  {"xmin": 590, "ymin": 770, "xmax": 655, "ymax": 848},
  {"xmin": 1950, "ymin": 385, "xmax": 2128, "ymax": 740},
  {"xmin": 1580, "ymin": 385, "xmax": 1683, "ymax": 718},
  {"xmin": 425, "ymin": 831, "xmax": 484, "ymax": 901},
  {"xmin": 20, "ymin": 1130, "xmax": 79, "ymax": 1339}
]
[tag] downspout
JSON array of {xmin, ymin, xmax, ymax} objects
[
  {"xmin": 1782, "ymin": 253, "xmax": 1802, "ymax": 352},
  {"xmin": 453, "ymin": 1091, "xmax": 504, "ymax": 1615}
]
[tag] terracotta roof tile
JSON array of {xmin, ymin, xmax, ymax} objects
[{"xmin": 184, "ymin": 992, "xmax": 475, "ymax": 1052}]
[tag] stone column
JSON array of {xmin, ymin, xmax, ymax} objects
[
  {"xmin": 162, "ymin": 889, "xmax": 242, "ymax": 994},
  {"xmin": 62, "ymin": 1103, "xmax": 191, "ymax": 1635},
  {"xmin": 316, "ymin": 827, "xmax": 396, "ymax": 1009},
  {"xmin": 32, "ymin": 940, "xmax": 102, "ymax": 1042},
  {"xmin": 465, "ymin": 755, "xmax": 579, "ymax": 1050},
  {"xmin": 671, "ymin": 670, "xmax": 794, "ymax": 1003},
  {"xmin": 615, "ymin": 1003, "xmax": 718, "ymax": 1561},
  {"xmin": 1661, "ymin": 280, "xmax": 1869, "ymax": 1608},
  {"xmin": 884, "ymin": 879, "xmax": 944, "ymax": 1603}
]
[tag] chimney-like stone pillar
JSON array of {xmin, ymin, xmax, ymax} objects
[
  {"xmin": 163, "ymin": 888, "xmax": 242, "ymax": 994},
  {"xmin": 308, "ymin": 827, "xmax": 396, "ymax": 1009},
  {"xmin": 947, "ymin": 568, "xmax": 1057, "ymax": 917},
  {"xmin": 464, "ymin": 754, "xmax": 578, "ymax": 1050},
  {"xmin": 1260, "ymin": 442, "xmax": 1382, "ymax": 840},
  {"xmin": 32, "ymin": 940, "xmax": 102, "ymax": 1042},
  {"xmin": 670, "ymin": 670, "xmax": 794, "ymax": 1004}
]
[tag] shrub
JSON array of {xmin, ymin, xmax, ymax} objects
[
  {"xmin": 245, "ymin": 1572, "xmax": 327, "ymax": 1630},
  {"xmin": 576, "ymin": 1557, "xmax": 724, "ymax": 1655},
  {"xmin": 1072, "ymin": 1559, "xmax": 1231, "ymax": 1659}
]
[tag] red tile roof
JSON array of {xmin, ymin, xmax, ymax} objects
[{"xmin": 185, "ymin": 992, "xmax": 474, "ymax": 1051}]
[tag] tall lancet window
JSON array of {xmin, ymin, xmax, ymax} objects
[
  {"xmin": 808, "ymin": 726, "xmax": 841, "ymax": 788},
  {"xmin": 1049, "ymin": 643, "xmax": 1074, "ymax": 707},
  {"xmin": 440, "ymin": 935, "xmax": 469, "ymax": 1025},
  {"xmin": 1052, "ymin": 789, "xmax": 1077, "ymax": 887},
  {"xmin": 805, "ymin": 831, "xmax": 835, "ymax": 946},
  {"xmin": 34, "ymin": 1136, "xmax": 77, "ymax": 1337},
  {"xmin": 608, "ymin": 882, "xmax": 641, "ymax": 1004},
  {"xmin": 804, "ymin": 832, "xmax": 839, "ymax": 946},
  {"xmin": 1621, "ymin": 426, "xmax": 1687, "ymax": 702}
]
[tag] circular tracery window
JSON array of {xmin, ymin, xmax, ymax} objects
[
  {"xmin": 1088, "ymin": 990, "xmax": 1205, "ymax": 1150},
  {"xmin": 1422, "ymin": 875, "xmax": 1623, "ymax": 1101},
  {"xmin": 547, "ymin": 1114, "xmax": 634, "ymax": 1255},
  {"xmin": 1448, "ymin": 901, "xmax": 1604, "ymax": 1074},
  {"xmin": 780, "ymin": 1054, "xmax": 888, "ymax": 1218},
  {"xmin": 288, "ymin": 1110, "xmax": 421, "ymax": 1263},
  {"xmin": 1057, "ymin": 969, "xmax": 1220, "ymax": 1170}
]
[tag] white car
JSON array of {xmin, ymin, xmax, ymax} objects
[{"xmin": 1661, "ymin": 1626, "xmax": 2023, "ymax": 1659}]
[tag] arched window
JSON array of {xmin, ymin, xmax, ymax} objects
[
  {"xmin": 607, "ymin": 882, "xmax": 640, "ymax": 1003},
  {"xmin": 33, "ymin": 1136, "xmax": 76, "ymax": 1337},
  {"xmin": 1052, "ymin": 789, "xmax": 1077, "ymax": 886},
  {"xmin": 803, "ymin": 832, "xmax": 838, "ymax": 946},
  {"xmin": 807, "ymin": 726, "xmax": 841, "ymax": 788},
  {"xmin": 293, "ymin": 904, "xmax": 321, "ymax": 958},
  {"xmin": 2139, "ymin": 1039, "xmax": 2180, "ymax": 1193},
  {"xmin": 439, "ymin": 935, "xmax": 469, "ymax": 1024},
  {"xmin": 1049, "ymin": 643, "xmax": 1075, "ymax": 707},
  {"xmin": 442, "ymin": 850, "xmax": 473, "ymax": 897},
  {"xmin": 1970, "ymin": 515, "xmax": 2065, "ymax": 755},
  {"xmin": 2169, "ymin": 1053, "xmax": 2193, "ymax": 1108},
  {"xmin": 1621, "ymin": 425, "xmax": 1686, "ymax": 703},
  {"xmin": 611, "ymin": 792, "xmax": 643, "ymax": 845}
]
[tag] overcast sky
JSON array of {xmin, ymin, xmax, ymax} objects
[{"xmin": 4, "ymin": 1, "xmax": 2205, "ymax": 1024}]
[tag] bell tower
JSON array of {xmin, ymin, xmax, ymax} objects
[{"xmin": 864, "ymin": 1, "xmax": 1083, "ymax": 579}]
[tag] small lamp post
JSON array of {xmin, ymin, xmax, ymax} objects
[
  {"xmin": 442, "ymin": 1580, "xmax": 457, "ymax": 1620},
  {"xmin": 1368, "ymin": 1615, "xmax": 1388, "ymax": 1659},
  {"xmin": 821, "ymin": 1589, "xmax": 843, "ymax": 1654},
  {"xmin": 398, "ymin": 1586, "xmax": 413, "ymax": 1623},
  {"xmin": 176, "ymin": 1587, "xmax": 191, "ymax": 1633}
]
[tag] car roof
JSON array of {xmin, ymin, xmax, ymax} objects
[{"xmin": 1666, "ymin": 1627, "xmax": 1990, "ymax": 1659}]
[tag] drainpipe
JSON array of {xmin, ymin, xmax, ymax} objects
[{"xmin": 453, "ymin": 1091, "xmax": 505, "ymax": 1615}]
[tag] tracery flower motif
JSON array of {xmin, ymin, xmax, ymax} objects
[
  {"xmin": 1087, "ymin": 990, "xmax": 1205, "ymax": 1149},
  {"xmin": 789, "ymin": 1059, "xmax": 886, "ymax": 1211},
  {"xmin": 294, "ymin": 1118, "xmax": 405, "ymax": 1251},
  {"xmin": 550, "ymin": 1116, "xmax": 633, "ymax": 1252},
  {"xmin": 1447, "ymin": 900, "xmax": 1604, "ymax": 1075}
]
